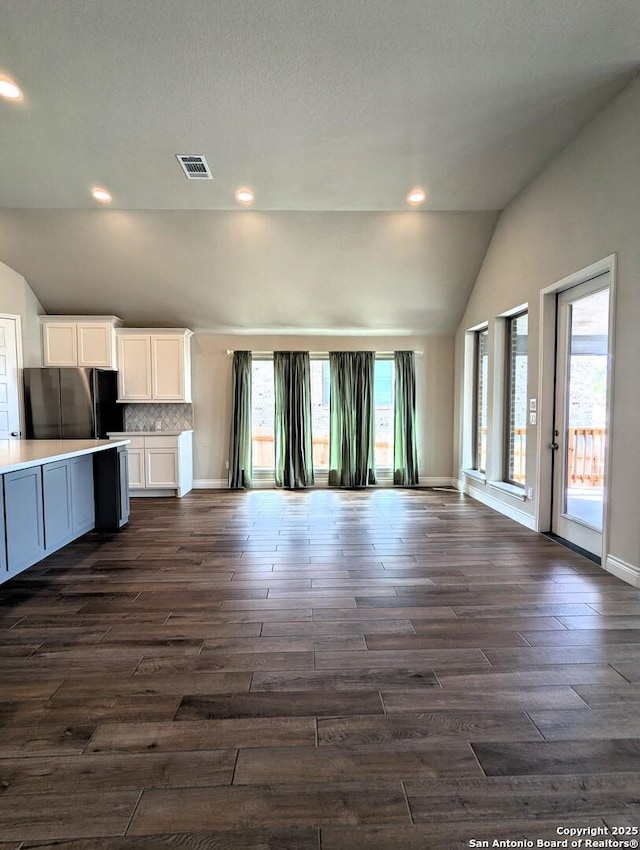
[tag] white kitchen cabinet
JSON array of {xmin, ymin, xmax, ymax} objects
[
  {"xmin": 116, "ymin": 335, "xmax": 153, "ymax": 400},
  {"xmin": 41, "ymin": 316, "xmax": 122, "ymax": 369},
  {"xmin": 123, "ymin": 437, "xmax": 145, "ymax": 489},
  {"xmin": 108, "ymin": 431, "xmax": 193, "ymax": 497},
  {"xmin": 116, "ymin": 329, "xmax": 193, "ymax": 402},
  {"xmin": 146, "ymin": 447, "xmax": 178, "ymax": 487}
]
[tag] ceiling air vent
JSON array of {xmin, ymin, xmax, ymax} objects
[{"xmin": 176, "ymin": 154, "xmax": 213, "ymax": 180}]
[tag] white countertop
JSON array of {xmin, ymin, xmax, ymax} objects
[
  {"xmin": 107, "ymin": 430, "xmax": 193, "ymax": 436},
  {"xmin": 0, "ymin": 439, "xmax": 130, "ymax": 475}
]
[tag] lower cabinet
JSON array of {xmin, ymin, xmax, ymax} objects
[
  {"xmin": 0, "ymin": 448, "xmax": 127, "ymax": 585},
  {"xmin": 4, "ymin": 466, "xmax": 46, "ymax": 577},
  {"xmin": 43, "ymin": 455, "xmax": 95, "ymax": 553},
  {"xmin": 0, "ymin": 485, "xmax": 6, "ymax": 574},
  {"xmin": 71, "ymin": 454, "xmax": 95, "ymax": 535},
  {"xmin": 93, "ymin": 445, "xmax": 130, "ymax": 530},
  {"xmin": 43, "ymin": 459, "xmax": 74, "ymax": 553},
  {"xmin": 109, "ymin": 432, "xmax": 193, "ymax": 497}
]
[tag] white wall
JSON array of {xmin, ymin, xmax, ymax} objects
[
  {"xmin": 0, "ymin": 259, "xmax": 44, "ymax": 366},
  {"xmin": 0, "ymin": 210, "xmax": 498, "ymax": 336},
  {"xmin": 454, "ymin": 74, "xmax": 640, "ymax": 573},
  {"xmin": 192, "ymin": 333, "xmax": 454, "ymax": 486}
]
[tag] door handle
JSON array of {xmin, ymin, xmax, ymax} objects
[
  {"xmin": 10, "ymin": 431, "xmax": 19, "ymax": 437},
  {"xmin": 550, "ymin": 442, "xmax": 559, "ymax": 450}
]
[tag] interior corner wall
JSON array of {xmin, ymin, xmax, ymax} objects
[
  {"xmin": 0, "ymin": 258, "xmax": 45, "ymax": 366},
  {"xmin": 453, "ymin": 73, "xmax": 640, "ymax": 572},
  {"xmin": 192, "ymin": 333, "xmax": 454, "ymax": 486}
]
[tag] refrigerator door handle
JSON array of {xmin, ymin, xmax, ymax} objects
[{"xmin": 92, "ymin": 369, "xmax": 99, "ymax": 439}]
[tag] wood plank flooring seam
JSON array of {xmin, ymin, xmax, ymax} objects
[{"xmin": 123, "ymin": 789, "xmax": 145, "ymax": 838}]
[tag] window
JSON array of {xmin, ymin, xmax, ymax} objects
[
  {"xmin": 504, "ymin": 312, "xmax": 528, "ymax": 485},
  {"xmin": 251, "ymin": 354, "xmax": 397, "ymax": 474},
  {"xmin": 310, "ymin": 359, "xmax": 330, "ymax": 468},
  {"xmin": 473, "ymin": 328, "xmax": 489, "ymax": 473},
  {"xmin": 374, "ymin": 358, "xmax": 394, "ymax": 468},
  {"xmin": 251, "ymin": 359, "xmax": 275, "ymax": 469}
]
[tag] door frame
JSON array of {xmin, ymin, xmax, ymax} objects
[
  {"xmin": 534, "ymin": 254, "xmax": 617, "ymax": 565},
  {"xmin": 0, "ymin": 313, "xmax": 25, "ymax": 439}
]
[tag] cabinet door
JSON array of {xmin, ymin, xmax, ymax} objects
[
  {"xmin": 43, "ymin": 459, "xmax": 74, "ymax": 553},
  {"xmin": 70, "ymin": 454, "xmax": 95, "ymax": 534},
  {"xmin": 0, "ymin": 479, "xmax": 6, "ymax": 575},
  {"xmin": 151, "ymin": 335, "xmax": 185, "ymax": 400},
  {"xmin": 5, "ymin": 466, "xmax": 45, "ymax": 576},
  {"xmin": 43, "ymin": 323, "xmax": 77, "ymax": 367},
  {"xmin": 117, "ymin": 335, "xmax": 152, "ymax": 400},
  {"xmin": 118, "ymin": 447, "xmax": 130, "ymax": 526},
  {"xmin": 77, "ymin": 323, "xmax": 115, "ymax": 369},
  {"xmin": 127, "ymin": 448, "xmax": 146, "ymax": 488},
  {"xmin": 146, "ymin": 449, "xmax": 178, "ymax": 487}
]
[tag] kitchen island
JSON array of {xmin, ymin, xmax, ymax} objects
[{"xmin": 0, "ymin": 439, "xmax": 130, "ymax": 585}]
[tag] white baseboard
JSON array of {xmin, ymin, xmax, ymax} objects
[
  {"xmin": 130, "ymin": 489, "xmax": 179, "ymax": 498},
  {"xmin": 418, "ymin": 477, "xmax": 457, "ymax": 488},
  {"xmin": 193, "ymin": 476, "xmax": 458, "ymax": 491},
  {"xmin": 605, "ymin": 554, "xmax": 640, "ymax": 588},
  {"xmin": 193, "ymin": 479, "xmax": 228, "ymax": 489},
  {"xmin": 462, "ymin": 479, "xmax": 537, "ymax": 530}
]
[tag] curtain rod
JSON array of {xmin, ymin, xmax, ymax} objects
[{"xmin": 226, "ymin": 349, "xmax": 423, "ymax": 357}]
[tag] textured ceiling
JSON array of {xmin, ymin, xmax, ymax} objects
[
  {"xmin": 1, "ymin": 1, "xmax": 638, "ymax": 333},
  {"xmin": 1, "ymin": 0, "xmax": 638, "ymax": 212}
]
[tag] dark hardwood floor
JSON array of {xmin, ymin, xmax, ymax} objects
[{"xmin": 1, "ymin": 487, "xmax": 640, "ymax": 848}]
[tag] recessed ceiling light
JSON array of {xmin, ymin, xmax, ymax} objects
[
  {"xmin": 407, "ymin": 188, "xmax": 426, "ymax": 206},
  {"xmin": 0, "ymin": 77, "xmax": 23, "ymax": 101},
  {"xmin": 235, "ymin": 188, "xmax": 255, "ymax": 206},
  {"xmin": 91, "ymin": 187, "xmax": 112, "ymax": 203}
]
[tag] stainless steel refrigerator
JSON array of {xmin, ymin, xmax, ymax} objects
[{"xmin": 23, "ymin": 368, "xmax": 124, "ymax": 439}]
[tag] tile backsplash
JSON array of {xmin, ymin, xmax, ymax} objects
[{"xmin": 124, "ymin": 403, "xmax": 193, "ymax": 432}]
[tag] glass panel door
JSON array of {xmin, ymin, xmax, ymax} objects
[{"xmin": 552, "ymin": 274, "xmax": 610, "ymax": 557}]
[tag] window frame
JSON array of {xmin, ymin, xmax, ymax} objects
[
  {"xmin": 249, "ymin": 351, "xmax": 398, "ymax": 476},
  {"xmin": 503, "ymin": 310, "xmax": 528, "ymax": 488},
  {"xmin": 472, "ymin": 327, "xmax": 489, "ymax": 474}
]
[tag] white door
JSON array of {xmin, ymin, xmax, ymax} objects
[
  {"xmin": 552, "ymin": 273, "xmax": 611, "ymax": 557},
  {"xmin": 0, "ymin": 316, "xmax": 22, "ymax": 440}
]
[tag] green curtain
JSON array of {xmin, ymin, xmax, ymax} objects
[
  {"xmin": 329, "ymin": 351, "xmax": 376, "ymax": 487},
  {"xmin": 273, "ymin": 351, "xmax": 314, "ymax": 489},
  {"xmin": 393, "ymin": 350, "xmax": 419, "ymax": 485},
  {"xmin": 228, "ymin": 350, "xmax": 252, "ymax": 488}
]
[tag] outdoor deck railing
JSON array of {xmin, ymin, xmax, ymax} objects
[
  {"xmin": 252, "ymin": 431, "xmax": 391, "ymax": 469},
  {"xmin": 253, "ymin": 426, "xmax": 606, "ymax": 485},
  {"xmin": 495, "ymin": 426, "xmax": 605, "ymax": 486}
]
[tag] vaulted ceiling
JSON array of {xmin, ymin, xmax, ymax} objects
[{"xmin": 0, "ymin": 0, "xmax": 638, "ymax": 331}]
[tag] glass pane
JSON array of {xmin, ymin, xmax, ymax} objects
[
  {"xmin": 564, "ymin": 288, "xmax": 609, "ymax": 529},
  {"xmin": 475, "ymin": 330, "xmax": 489, "ymax": 472},
  {"xmin": 374, "ymin": 359, "xmax": 394, "ymax": 468},
  {"xmin": 506, "ymin": 313, "xmax": 528, "ymax": 484},
  {"xmin": 251, "ymin": 360, "xmax": 275, "ymax": 469},
  {"xmin": 310, "ymin": 360, "xmax": 330, "ymax": 468}
]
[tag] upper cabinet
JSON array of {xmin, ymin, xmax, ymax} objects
[
  {"xmin": 41, "ymin": 316, "xmax": 123, "ymax": 369},
  {"xmin": 116, "ymin": 328, "xmax": 193, "ymax": 402}
]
